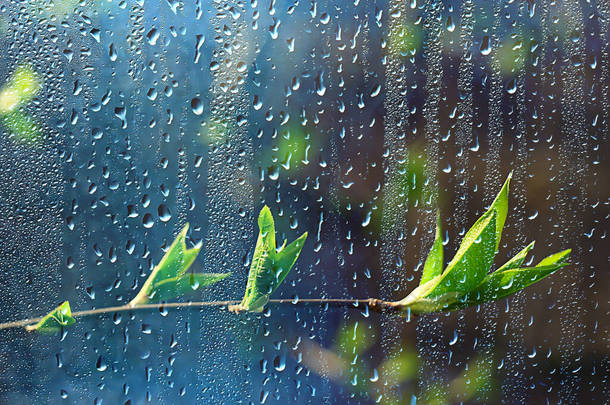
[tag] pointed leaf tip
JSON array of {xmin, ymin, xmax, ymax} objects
[
  {"xmin": 497, "ymin": 241, "xmax": 535, "ymax": 272},
  {"xmin": 129, "ymin": 223, "xmax": 203, "ymax": 306},
  {"xmin": 419, "ymin": 213, "xmax": 443, "ymax": 286},
  {"xmin": 457, "ymin": 262, "xmax": 568, "ymax": 308},
  {"xmin": 148, "ymin": 272, "xmax": 231, "ymax": 303},
  {"xmin": 537, "ymin": 249, "xmax": 571, "ymax": 267},
  {"xmin": 489, "ymin": 173, "xmax": 511, "ymax": 251},
  {"xmin": 26, "ymin": 301, "xmax": 75, "ymax": 333},
  {"xmin": 257, "ymin": 205, "xmax": 276, "ymax": 251}
]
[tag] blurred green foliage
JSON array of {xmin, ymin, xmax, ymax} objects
[{"xmin": 0, "ymin": 64, "xmax": 42, "ymax": 144}]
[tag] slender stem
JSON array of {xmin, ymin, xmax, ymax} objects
[{"xmin": 0, "ymin": 298, "xmax": 404, "ymax": 331}]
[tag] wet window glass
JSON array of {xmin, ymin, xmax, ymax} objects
[{"xmin": 0, "ymin": 0, "xmax": 606, "ymax": 403}]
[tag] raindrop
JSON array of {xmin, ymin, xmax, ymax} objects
[
  {"xmin": 92, "ymin": 128, "xmax": 103, "ymax": 140},
  {"xmin": 146, "ymin": 28, "xmax": 160, "ymax": 45},
  {"xmin": 506, "ymin": 78, "xmax": 517, "ymax": 94},
  {"xmin": 158, "ymin": 205, "xmax": 171, "ymax": 222},
  {"xmin": 528, "ymin": 347, "xmax": 537, "ymax": 358},
  {"xmin": 273, "ymin": 355, "xmax": 286, "ymax": 372},
  {"xmin": 315, "ymin": 71, "xmax": 326, "ymax": 96},
  {"xmin": 236, "ymin": 62, "xmax": 247, "ymax": 73},
  {"xmin": 361, "ymin": 211, "xmax": 372, "ymax": 227},
  {"xmin": 449, "ymin": 330, "xmax": 458, "ymax": 345},
  {"xmin": 194, "ymin": 34, "xmax": 205, "ymax": 63},
  {"xmin": 480, "ymin": 36, "xmax": 491, "ymax": 55},
  {"xmin": 109, "ymin": 43, "xmax": 117, "ymax": 61},
  {"xmin": 96, "ymin": 356, "xmax": 107, "ymax": 372},
  {"xmin": 269, "ymin": 18, "xmax": 281, "ymax": 39},
  {"xmin": 90, "ymin": 29, "xmax": 101, "ymax": 43},
  {"xmin": 143, "ymin": 213, "xmax": 154, "ymax": 228},
  {"xmin": 191, "ymin": 98, "xmax": 203, "ymax": 115},
  {"xmin": 147, "ymin": 88, "xmax": 158, "ymax": 101},
  {"xmin": 446, "ymin": 16, "xmax": 455, "ymax": 32}
]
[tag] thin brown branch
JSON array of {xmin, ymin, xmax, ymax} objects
[{"xmin": 0, "ymin": 298, "xmax": 406, "ymax": 331}]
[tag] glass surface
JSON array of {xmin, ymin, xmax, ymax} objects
[{"xmin": 0, "ymin": 0, "xmax": 606, "ymax": 403}]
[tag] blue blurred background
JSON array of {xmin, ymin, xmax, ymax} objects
[{"xmin": 0, "ymin": 0, "xmax": 607, "ymax": 403}]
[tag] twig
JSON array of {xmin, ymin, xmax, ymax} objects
[{"xmin": 0, "ymin": 298, "xmax": 405, "ymax": 331}]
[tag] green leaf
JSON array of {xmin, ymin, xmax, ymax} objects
[
  {"xmin": 272, "ymin": 232, "xmax": 308, "ymax": 290},
  {"xmin": 496, "ymin": 241, "xmax": 535, "ymax": 273},
  {"xmin": 396, "ymin": 210, "xmax": 497, "ymax": 313},
  {"xmin": 25, "ymin": 301, "xmax": 75, "ymax": 333},
  {"xmin": 419, "ymin": 212, "xmax": 443, "ymax": 286},
  {"xmin": 397, "ymin": 276, "xmax": 462, "ymax": 313},
  {"xmin": 458, "ymin": 263, "xmax": 568, "ymax": 306},
  {"xmin": 395, "ymin": 175, "xmax": 571, "ymax": 315},
  {"xmin": 1, "ymin": 110, "xmax": 42, "ymax": 144},
  {"xmin": 537, "ymin": 249, "xmax": 571, "ymax": 267},
  {"xmin": 488, "ymin": 173, "xmax": 511, "ymax": 251},
  {"xmin": 147, "ymin": 272, "xmax": 231, "ymax": 303},
  {"xmin": 451, "ymin": 173, "xmax": 510, "ymax": 256},
  {"xmin": 257, "ymin": 205, "xmax": 276, "ymax": 252},
  {"xmin": 426, "ymin": 210, "xmax": 497, "ymax": 299},
  {"xmin": 404, "ymin": 174, "xmax": 511, "ymax": 308},
  {"xmin": 236, "ymin": 206, "xmax": 307, "ymax": 312},
  {"xmin": 130, "ymin": 223, "xmax": 217, "ymax": 306}
]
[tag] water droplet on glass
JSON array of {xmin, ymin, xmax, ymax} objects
[
  {"xmin": 142, "ymin": 213, "xmax": 154, "ymax": 228},
  {"xmin": 191, "ymin": 98, "xmax": 203, "ymax": 115},
  {"xmin": 480, "ymin": 36, "xmax": 491, "ymax": 55},
  {"xmin": 157, "ymin": 205, "xmax": 171, "ymax": 222},
  {"xmin": 96, "ymin": 356, "xmax": 107, "ymax": 372},
  {"xmin": 146, "ymin": 28, "xmax": 160, "ymax": 45},
  {"xmin": 273, "ymin": 354, "xmax": 286, "ymax": 372},
  {"xmin": 446, "ymin": 16, "xmax": 455, "ymax": 32}
]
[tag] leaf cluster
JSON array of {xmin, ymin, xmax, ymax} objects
[
  {"xmin": 128, "ymin": 223, "xmax": 230, "ymax": 306},
  {"xmin": 230, "ymin": 206, "xmax": 307, "ymax": 312},
  {"xmin": 396, "ymin": 173, "xmax": 570, "ymax": 313}
]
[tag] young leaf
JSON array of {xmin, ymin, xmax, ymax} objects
[
  {"xmin": 458, "ymin": 263, "xmax": 569, "ymax": 307},
  {"xmin": 405, "ymin": 175, "xmax": 511, "ymax": 307},
  {"xmin": 25, "ymin": 301, "xmax": 75, "ymax": 333},
  {"xmin": 536, "ymin": 249, "xmax": 571, "ymax": 267},
  {"xmin": 129, "ymin": 223, "xmax": 227, "ymax": 305},
  {"xmin": 394, "ymin": 175, "xmax": 572, "ymax": 315},
  {"xmin": 145, "ymin": 272, "xmax": 231, "ymax": 303},
  {"xmin": 489, "ymin": 173, "xmax": 511, "ymax": 251},
  {"xmin": 425, "ymin": 211, "xmax": 497, "ymax": 299},
  {"xmin": 396, "ymin": 276, "xmax": 462, "ymax": 313},
  {"xmin": 419, "ymin": 212, "xmax": 443, "ymax": 286},
  {"xmin": 271, "ymin": 232, "xmax": 308, "ymax": 290},
  {"xmin": 257, "ymin": 204, "xmax": 276, "ymax": 252},
  {"xmin": 446, "ymin": 249, "xmax": 571, "ymax": 310},
  {"xmin": 235, "ymin": 206, "xmax": 307, "ymax": 312},
  {"xmin": 496, "ymin": 241, "xmax": 535, "ymax": 273}
]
